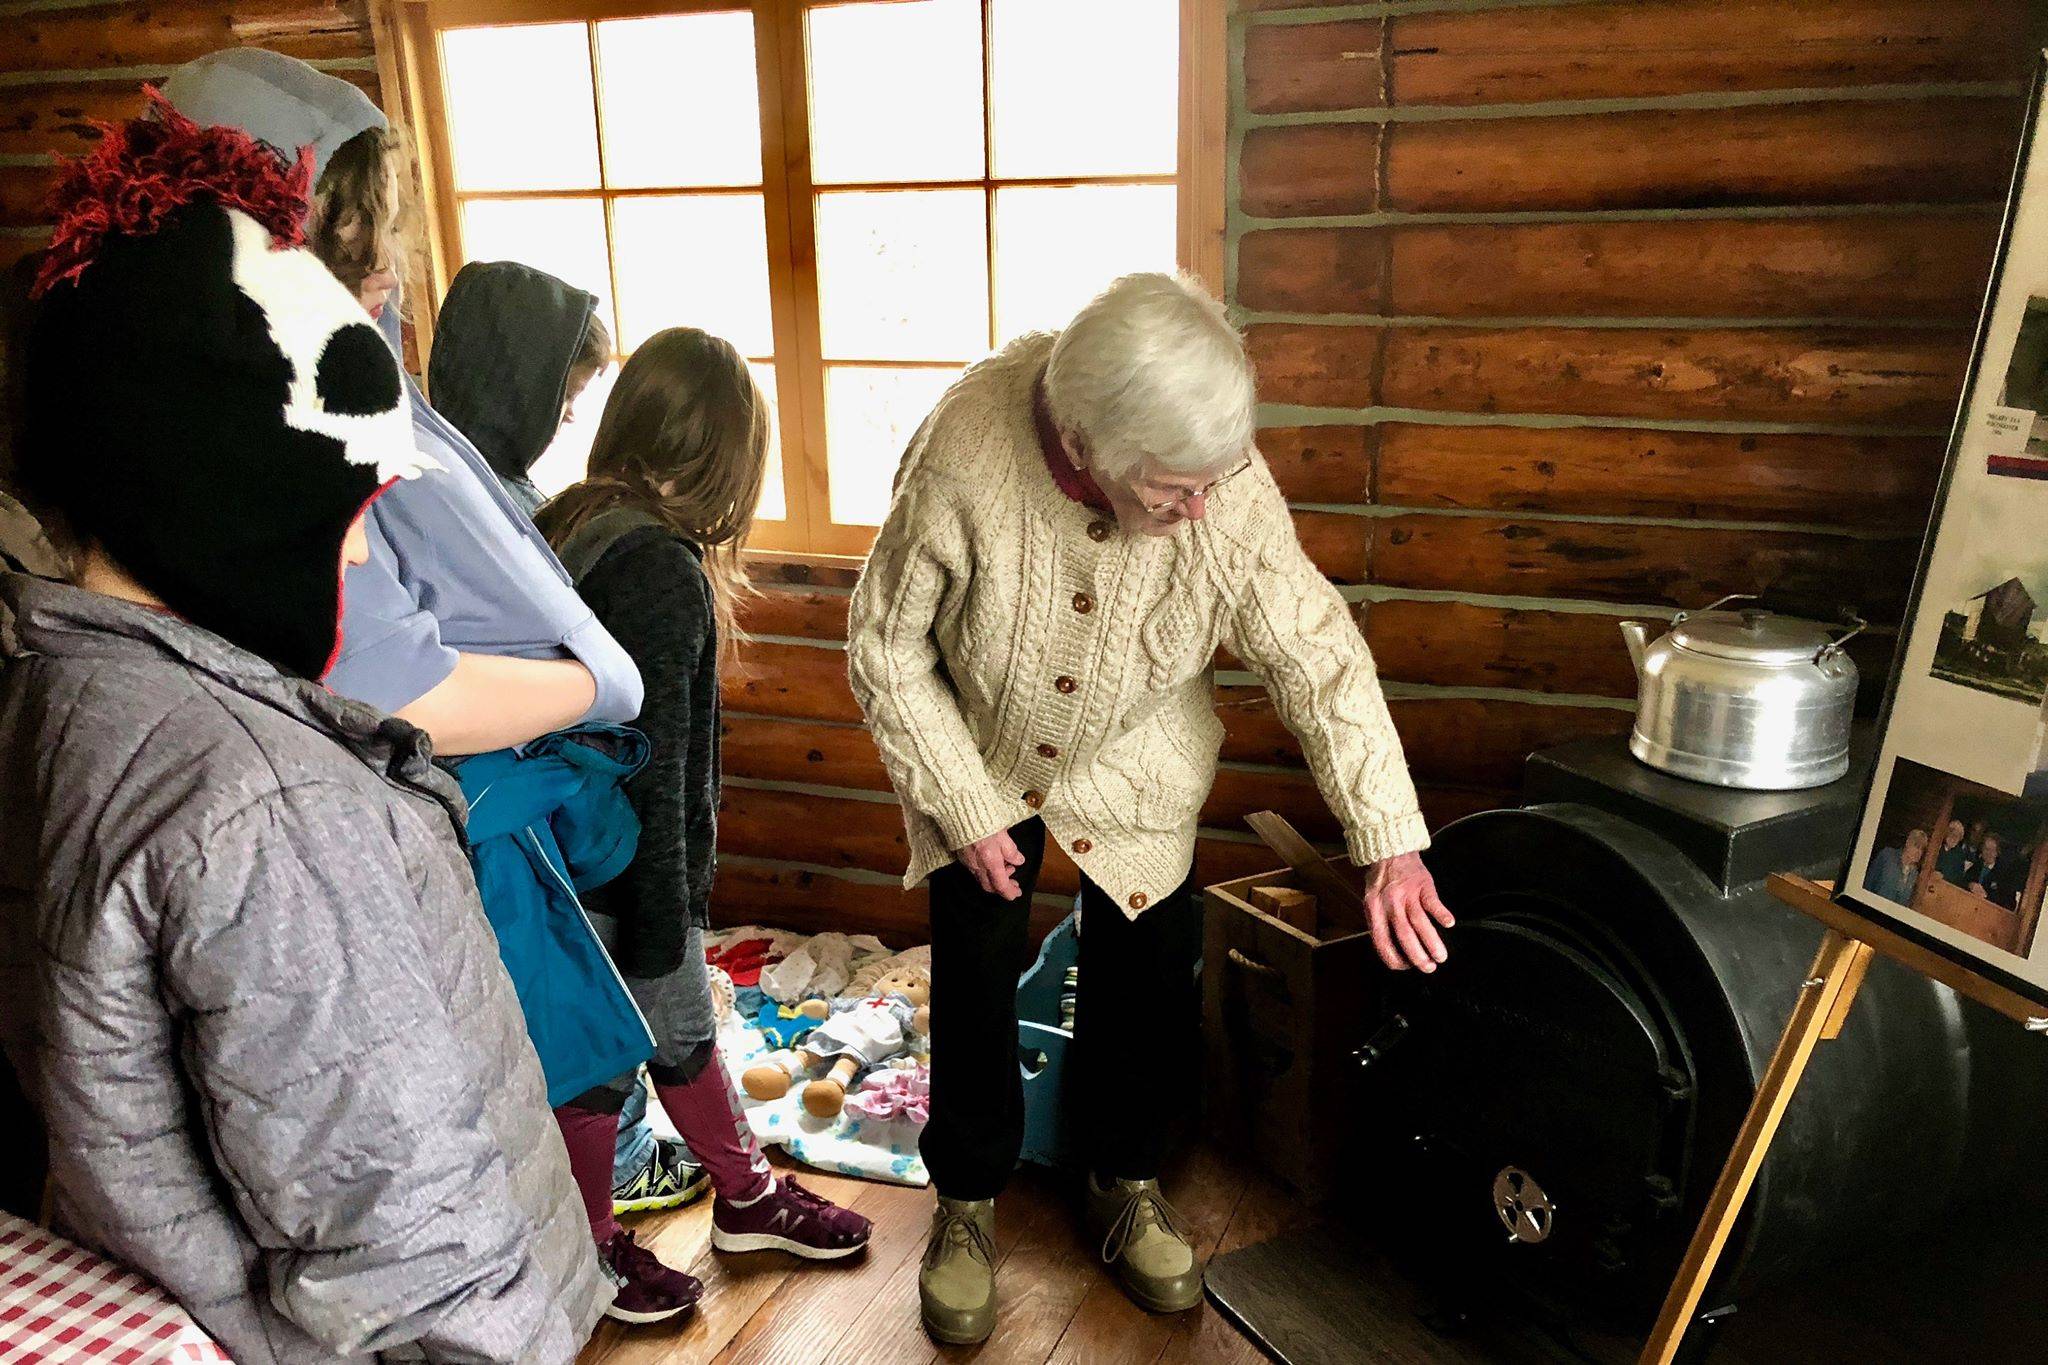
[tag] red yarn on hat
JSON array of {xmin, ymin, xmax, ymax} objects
[{"xmin": 34, "ymin": 88, "xmax": 314, "ymax": 298}]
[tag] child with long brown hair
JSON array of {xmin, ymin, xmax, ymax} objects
[{"xmin": 537, "ymin": 328, "xmax": 872, "ymax": 1315}]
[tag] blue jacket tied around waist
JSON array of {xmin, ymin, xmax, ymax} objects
[{"xmin": 455, "ymin": 725, "xmax": 655, "ymax": 1105}]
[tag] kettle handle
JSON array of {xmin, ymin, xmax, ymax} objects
[
  {"xmin": 1675, "ymin": 592, "xmax": 1757, "ymax": 624},
  {"xmin": 1818, "ymin": 613, "xmax": 1867, "ymax": 661}
]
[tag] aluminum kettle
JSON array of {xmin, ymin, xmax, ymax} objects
[{"xmin": 1620, "ymin": 595, "xmax": 1862, "ymax": 791}]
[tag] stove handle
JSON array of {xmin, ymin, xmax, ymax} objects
[{"xmin": 1353, "ymin": 1013, "xmax": 1410, "ymax": 1070}]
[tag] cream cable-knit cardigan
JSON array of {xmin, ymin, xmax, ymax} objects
[{"xmin": 846, "ymin": 332, "xmax": 1427, "ymax": 917}]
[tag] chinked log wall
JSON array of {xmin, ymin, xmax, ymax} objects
[
  {"xmin": 717, "ymin": 0, "xmax": 2043, "ymax": 946},
  {"xmin": 0, "ymin": 1, "xmax": 385, "ymax": 267},
  {"xmin": 1240, "ymin": 0, "xmax": 2038, "ymax": 811}
]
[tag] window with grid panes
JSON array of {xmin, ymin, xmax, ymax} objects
[{"xmin": 415, "ymin": 0, "xmax": 1201, "ymax": 555}]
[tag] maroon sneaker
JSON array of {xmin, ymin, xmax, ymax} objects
[
  {"xmin": 599, "ymin": 1229, "xmax": 703, "ymax": 1324},
  {"xmin": 710, "ymin": 1177, "xmax": 873, "ymax": 1259}
]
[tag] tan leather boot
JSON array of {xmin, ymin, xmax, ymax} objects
[
  {"xmin": 920, "ymin": 1196, "xmax": 997, "ymax": 1344},
  {"xmin": 1085, "ymin": 1174, "xmax": 1203, "ymax": 1313}
]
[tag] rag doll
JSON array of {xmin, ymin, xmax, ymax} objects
[
  {"xmin": 798, "ymin": 963, "xmax": 929, "ymax": 1020},
  {"xmin": 743, "ymin": 990, "xmax": 929, "ymax": 1118},
  {"xmin": 844, "ymin": 945, "xmax": 931, "ymax": 1000}
]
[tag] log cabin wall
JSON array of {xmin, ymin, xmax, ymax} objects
[
  {"xmin": 1231, "ymin": 2, "xmax": 2044, "ymax": 806},
  {"xmin": 0, "ymin": 1, "xmax": 385, "ymax": 273}
]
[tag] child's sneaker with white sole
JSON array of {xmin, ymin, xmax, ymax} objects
[{"xmin": 711, "ymin": 1177, "xmax": 872, "ymax": 1259}]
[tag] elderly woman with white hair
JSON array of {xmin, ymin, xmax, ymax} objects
[{"xmin": 847, "ymin": 272, "xmax": 1449, "ymax": 1343}]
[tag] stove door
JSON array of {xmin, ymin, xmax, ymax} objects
[{"xmin": 1352, "ymin": 901, "xmax": 1692, "ymax": 1318}]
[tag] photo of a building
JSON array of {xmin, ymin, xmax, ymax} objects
[{"xmin": 1933, "ymin": 574, "xmax": 2048, "ymax": 703}]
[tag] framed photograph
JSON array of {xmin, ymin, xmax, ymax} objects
[{"xmin": 1841, "ymin": 55, "xmax": 2048, "ymax": 1005}]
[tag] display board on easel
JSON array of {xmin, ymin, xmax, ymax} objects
[
  {"xmin": 1838, "ymin": 53, "xmax": 2048, "ymax": 1001},
  {"xmin": 1641, "ymin": 52, "xmax": 2048, "ymax": 1365}
]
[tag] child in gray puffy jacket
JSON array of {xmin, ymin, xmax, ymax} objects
[{"xmin": 0, "ymin": 102, "xmax": 605, "ymax": 1361}]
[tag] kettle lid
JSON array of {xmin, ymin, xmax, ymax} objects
[{"xmin": 1669, "ymin": 608, "xmax": 1835, "ymax": 665}]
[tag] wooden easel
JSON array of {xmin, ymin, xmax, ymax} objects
[{"xmin": 1639, "ymin": 873, "xmax": 2048, "ymax": 1365}]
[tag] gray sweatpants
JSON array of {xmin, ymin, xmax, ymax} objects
[{"xmin": 588, "ymin": 919, "xmax": 718, "ymax": 1100}]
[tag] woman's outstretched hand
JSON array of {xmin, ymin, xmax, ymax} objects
[{"xmin": 1364, "ymin": 851, "xmax": 1454, "ymax": 972}]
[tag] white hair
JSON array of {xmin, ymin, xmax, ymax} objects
[{"xmin": 1044, "ymin": 273, "xmax": 1255, "ymax": 481}]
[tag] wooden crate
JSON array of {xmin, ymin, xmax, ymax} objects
[{"xmin": 1203, "ymin": 864, "xmax": 1385, "ymax": 1199}]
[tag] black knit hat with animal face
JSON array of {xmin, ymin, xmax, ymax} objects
[{"xmin": 18, "ymin": 94, "xmax": 432, "ymax": 679}]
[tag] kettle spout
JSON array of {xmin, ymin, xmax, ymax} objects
[{"xmin": 1619, "ymin": 620, "xmax": 1651, "ymax": 679}]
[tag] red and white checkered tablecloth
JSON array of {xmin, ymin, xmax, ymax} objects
[{"xmin": 0, "ymin": 1214, "xmax": 230, "ymax": 1364}]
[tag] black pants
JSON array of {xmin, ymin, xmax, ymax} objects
[{"xmin": 922, "ymin": 819, "xmax": 1203, "ymax": 1200}]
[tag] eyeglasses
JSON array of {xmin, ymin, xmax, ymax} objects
[{"xmin": 1140, "ymin": 458, "xmax": 1254, "ymax": 516}]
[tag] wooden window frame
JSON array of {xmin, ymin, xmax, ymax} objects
[{"xmin": 382, "ymin": 0, "xmax": 1227, "ymax": 558}]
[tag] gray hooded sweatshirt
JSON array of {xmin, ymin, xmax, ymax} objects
[
  {"xmin": 428, "ymin": 261, "xmax": 601, "ymax": 518},
  {"xmin": 0, "ymin": 575, "xmax": 609, "ymax": 1362}
]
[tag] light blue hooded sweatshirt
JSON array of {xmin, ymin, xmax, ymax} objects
[{"xmin": 163, "ymin": 49, "xmax": 644, "ymax": 721}]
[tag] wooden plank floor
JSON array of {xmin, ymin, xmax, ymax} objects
[
  {"xmin": 577, "ymin": 1148, "xmax": 1289, "ymax": 1365},
  {"xmin": 580, "ymin": 1142, "xmax": 2048, "ymax": 1365}
]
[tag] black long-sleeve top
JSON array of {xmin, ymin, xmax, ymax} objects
[{"xmin": 576, "ymin": 524, "xmax": 718, "ymax": 976}]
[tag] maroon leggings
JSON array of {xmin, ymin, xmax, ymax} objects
[{"xmin": 554, "ymin": 1048, "xmax": 773, "ymax": 1242}]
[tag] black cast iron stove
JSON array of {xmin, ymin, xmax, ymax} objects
[{"xmin": 1204, "ymin": 735, "xmax": 2044, "ymax": 1363}]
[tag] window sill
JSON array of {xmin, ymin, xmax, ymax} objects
[{"xmin": 744, "ymin": 547, "xmax": 867, "ymax": 590}]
